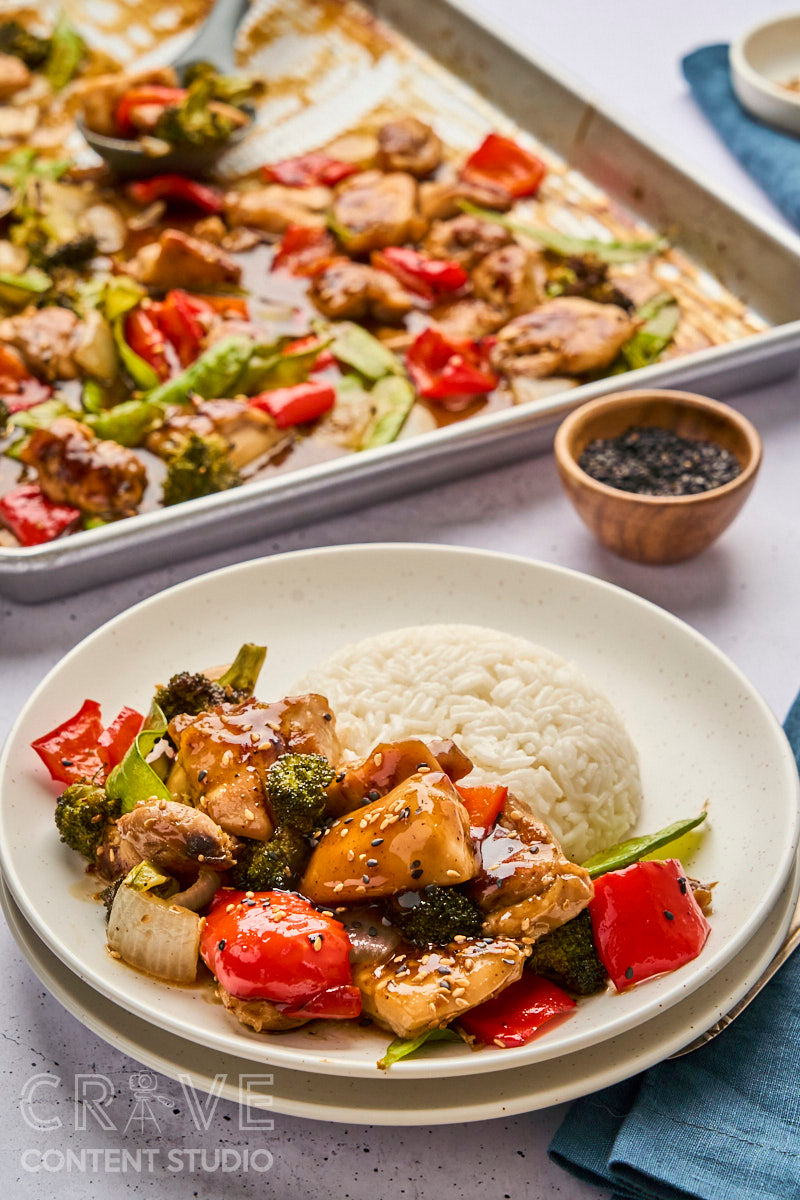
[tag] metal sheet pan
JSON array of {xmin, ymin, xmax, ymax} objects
[{"xmin": 2, "ymin": 0, "xmax": 800, "ymax": 602}]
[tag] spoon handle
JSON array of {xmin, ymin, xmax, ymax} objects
[{"xmin": 172, "ymin": 0, "xmax": 251, "ymax": 76}]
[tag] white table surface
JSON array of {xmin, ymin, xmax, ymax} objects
[{"xmin": 2, "ymin": 1, "xmax": 799, "ymax": 1196}]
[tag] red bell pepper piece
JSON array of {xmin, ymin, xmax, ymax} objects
[
  {"xmin": 114, "ymin": 86, "xmax": 187, "ymax": 137},
  {"xmin": 589, "ymin": 858, "xmax": 710, "ymax": 991},
  {"xmin": 126, "ymin": 174, "xmax": 224, "ymax": 215},
  {"xmin": 272, "ymin": 225, "xmax": 337, "ymax": 276},
  {"xmin": 31, "ymin": 699, "xmax": 106, "ymax": 785},
  {"xmin": 97, "ymin": 707, "xmax": 144, "ymax": 773},
  {"xmin": 455, "ymin": 783, "xmax": 508, "ymax": 835},
  {"xmin": 124, "ymin": 307, "xmax": 171, "ymax": 381},
  {"xmin": 249, "ymin": 381, "xmax": 335, "ymax": 428},
  {"xmin": 0, "ymin": 484, "xmax": 80, "ymax": 548},
  {"xmin": 193, "ymin": 294, "xmax": 250, "ymax": 319},
  {"xmin": 371, "ymin": 247, "xmax": 468, "ymax": 299},
  {"xmin": 283, "ymin": 984, "xmax": 363, "ymax": 1020},
  {"xmin": 459, "ymin": 974, "xmax": 576, "ymax": 1048},
  {"xmin": 461, "ymin": 132, "xmax": 546, "ymax": 199},
  {"xmin": 0, "ymin": 345, "xmax": 51, "ymax": 412},
  {"xmin": 201, "ymin": 889, "xmax": 357, "ymax": 1011},
  {"xmin": 283, "ymin": 335, "xmax": 336, "ymax": 371},
  {"xmin": 261, "ymin": 153, "xmax": 359, "ymax": 188},
  {"xmin": 151, "ymin": 290, "xmax": 212, "ymax": 367},
  {"xmin": 406, "ymin": 327, "xmax": 498, "ymax": 405}
]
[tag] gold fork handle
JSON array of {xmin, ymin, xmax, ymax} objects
[{"xmin": 669, "ymin": 892, "xmax": 800, "ymax": 1059}]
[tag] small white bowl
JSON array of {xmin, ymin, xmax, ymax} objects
[{"xmin": 731, "ymin": 13, "xmax": 800, "ymax": 135}]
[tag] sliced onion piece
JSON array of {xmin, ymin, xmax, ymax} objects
[{"xmin": 107, "ymin": 883, "xmax": 200, "ymax": 982}]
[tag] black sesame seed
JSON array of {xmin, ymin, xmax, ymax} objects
[
  {"xmin": 371, "ymin": 838, "xmax": 384, "ymax": 847},
  {"xmin": 335, "ymin": 772, "xmax": 345, "ymax": 783},
  {"xmin": 664, "ymin": 910, "xmax": 674, "ymax": 921},
  {"xmin": 417, "ymin": 763, "xmax": 429, "ymax": 770},
  {"xmin": 368, "ymin": 789, "xmax": 380, "ymax": 801},
  {"xmin": 437, "ymin": 966, "xmax": 451, "ymax": 975},
  {"xmin": 218, "ymin": 939, "xmax": 226, "ymax": 951},
  {"xmin": 401, "ymin": 807, "xmax": 411, "ymax": 820},
  {"xmin": 625, "ymin": 966, "xmax": 634, "ymax": 980},
  {"xmin": 61, "ymin": 759, "xmax": 73, "ymax": 767},
  {"xmin": 362, "ymin": 875, "xmax": 370, "ymax": 884},
  {"xmin": 368, "ymin": 926, "xmax": 378, "ymax": 937},
  {"xmin": 578, "ymin": 424, "xmax": 742, "ymax": 497},
  {"xmin": 411, "ymin": 859, "xmax": 421, "ymax": 869},
  {"xmin": 411, "ymin": 867, "xmax": 424, "ymax": 880},
  {"xmin": 678, "ymin": 877, "xmax": 688, "ymax": 894},
  {"xmin": 198, "ymin": 769, "xmax": 207, "ymax": 783},
  {"xmin": 344, "ymin": 817, "xmax": 354, "ymax": 824},
  {"xmin": 367, "ymin": 859, "xmax": 378, "ymax": 867},
  {"xmin": 441, "ymin": 979, "xmax": 452, "ymax": 991}
]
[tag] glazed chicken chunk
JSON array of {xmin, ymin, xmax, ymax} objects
[
  {"xmin": 0, "ymin": 52, "xmax": 31, "ymax": 99},
  {"xmin": 418, "ymin": 177, "xmax": 512, "ymax": 221},
  {"xmin": 354, "ymin": 937, "xmax": 527, "ymax": 1039},
  {"xmin": 124, "ymin": 229, "xmax": 241, "ymax": 290},
  {"xmin": 474, "ymin": 796, "xmax": 594, "ymax": 940},
  {"xmin": 471, "ymin": 244, "xmax": 546, "ymax": 316},
  {"xmin": 325, "ymin": 738, "xmax": 473, "ymax": 817},
  {"xmin": 490, "ymin": 297, "xmax": 637, "ymax": 378},
  {"xmin": 430, "ymin": 298, "xmax": 507, "ymax": 342},
  {"xmin": 0, "ymin": 306, "xmax": 81, "ymax": 381},
  {"xmin": 331, "ymin": 170, "xmax": 420, "ymax": 255},
  {"xmin": 20, "ymin": 418, "xmax": 147, "ymax": 517},
  {"xmin": 301, "ymin": 771, "xmax": 477, "ymax": 905},
  {"xmin": 146, "ymin": 399, "xmax": 290, "ymax": 471},
  {"xmin": 376, "ymin": 117, "xmax": 443, "ymax": 178},
  {"xmin": 422, "ymin": 214, "xmax": 514, "ymax": 270},
  {"xmin": 308, "ymin": 259, "xmax": 415, "ymax": 323},
  {"xmin": 224, "ymin": 185, "xmax": 331, "ymax": 233}
]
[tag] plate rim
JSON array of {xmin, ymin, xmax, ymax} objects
[
  {"xmin": 2, "ymin": 858, "xmax": 798, "ymax": 1125},
  {"xmin": 2, "ymin": 543, "xmax": 798, "ymax": 1078}
]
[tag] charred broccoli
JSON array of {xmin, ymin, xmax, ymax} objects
[
  {"xmin": 266, "ymin": 753, "xmax": 335, "ymax": 836},
  {"xmin": 0, "ymin": 20, "xmax": 50, "ymax": 67},
  {"xmin": 232, "ymin": 826, "xmax": 310, "ymax": 891},
  {"xmin": 395, "ymin": 886, "xmax": 483, "ymax": 947},
  {"xmin": 525, "ymin": 909, "xmax": 607, "ymax": 995},
  {"xmin": 43, "ymin": 233, "xmax": 98, "ymax": 270},
  {"xmin": 153, "ymin": 74, "xmax": 247, "ymax": 149},
  {"xmin": 154, "ymin": 643, "xmax": 266, "ymax": 722},
  {"xmin": 0, "ymin": 397, "xmax": 9, "ymax": 430},
  {"xmin": 161, "ymin": 433, "xmax": 241, "ymax": 508},
  {"xmin": 54, "ymin": 782, "xmax": 121, "ymax": 860}
]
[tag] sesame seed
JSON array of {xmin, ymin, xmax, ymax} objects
[
  {"xmin": 323, "ymin": 712, "xmax": 332, "ymax": 722},
  {"xmin": 663, "ymin": 910, "xmax": 674, "ymax": 921},
  {"xmin": 245, "ymin": 890, "xmax": 254, "ymax": 898},
  {"xmin": 218, "ymin": 939, "xmax": 226, "ymax": 951},
  {"xmin": 368, "ymin": 926, "xmax": 378, "ymax": 937},
  {"xmin": 347, "ymin": 850, "xmax": 355, "ymax": 862},
  {"xmin": 362, "ymin": 874, "xmax": 370, "ymax": 884},
  {"xmin": 373, "ymin": 752, "xmax": 383, "ymax": 767},
  {"xmin": 446, "ymin": 869, "xmax": 460, "ymax": 878},
  {"xmin": 411, "ymin": 859, "xmax": 421, "ymax": 869},
  {"xmin": 453, "ymin": 935, "xmax": 466, "ymax": 943},
  {"xmin": 417, "ymin": 765, "xmax": 430, "ymax": 774},
  {"xmin": 356, "ymin": 884, "xmax": 367, "ymax": 894},
  {"xmin": 441, "ymin": 979, "xmax": 452, "ymax": 991},
  {"xmin": 333, "ymin": 882, "xmax": 344, "ymax": 893},
  {"xmin": 502, "ymin": 957, "xmax": 516, "ymax": 965},
  {"xmin": 366, "ymin": 858, "xmax": 378, "ymax": 867},
  {"xmin": 411, "ymin": 868, "xmax": 423, "ymax": 880},
  {"xmin": 679, "ymin": 877, "xmax": 688, "ymax": 894},
  {"xmin": 368, "ymin": 789, "xmax": 380, "ymax": 801},
  {"xmin": 625, "ymin": 966, "xmax": 634, "ymax": 980},
  {"xmin": 437, "ymin": 966, "xmax": 451, "ymax": 975},
  {"xmin": 244, "ymin": 808, "xmax": 254, "ymax": 821},
  {"xmin": 344, "ymin": 817, "xmax": 354, "ymax": 824},
  {"xmin": 452, "ymin": 987, "xmax": 466, "ymax": 998},
  {"xmin": 310, "ymin": 935, "xmax": 323, "ymax": 951},
  {"xmin": 226, "ymin": 902, "xmax": 235, "ymax": 913},
  {"xmin": 371, "ymin": 838, "xmax": 384, "ymax": 847},
  {"xmin": 340, "ymin": 828, "xmax": 349, "ymax": 838}
]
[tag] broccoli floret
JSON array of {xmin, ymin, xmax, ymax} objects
[
  {"xmin": 395, "ymin": 886, "xmax": 483, "ymax": 947},
  {"xmin": 54, "ymin": 782, "xmax": 121, "ymax": 860},
  {"xmin": 153, "ymin": 77, "xmax": 239, "ymax": 149},
  {"xmin": 525, "ymin": 909, "xmax": 607, "ymax": 996},
  {"xmin": 231, "ymin": 826, "xmax": 310, "ymax": 891},
  {"xmin": 0, "ymin": 20, "xmax": 50, "ymax": 67},
  {"xmin": 154, "ymin": 643, "xmax": 266, "ymax": 722},
  {"xmin": 43, "ymin": 233, "xmax": 98, "ymax": 270},
  {"xmin": 161, "ymin": 433, "xmax": 241, "ymax": 508},
  {"xmin": 266, "ymin": 753, "xmax": 335, "ymax": 836}
]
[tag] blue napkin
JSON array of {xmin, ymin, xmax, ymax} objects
[
  {"xmin": 549, "ymin": 690, "xmax": 800, "ymax": 1200},
  {"xmin": 681, "ymin": 44, "xmax": 800, "ymax": 231}
]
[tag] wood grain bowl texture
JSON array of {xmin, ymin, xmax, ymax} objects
[{"xmin": 553, "ymin": 389, "xmax": 763, "ymax": 565}]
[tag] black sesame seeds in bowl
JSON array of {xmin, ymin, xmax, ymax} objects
[{"xmin": 554, "ymin": 389, "xmax": 762, "ymax": 564}]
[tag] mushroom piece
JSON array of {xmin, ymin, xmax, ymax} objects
[
  {"xmin": 116, "ymin": 800, "xmax": 236, "ymax": 875},
  {"xmin": 490, "ymin": 296, "xmax": 638, "ymax": 378},
  {"xmin": 300, "ymin": 771, "xmax": 478, "ymax": 905},
  {"xmin": 354, "ymin": 937, "xmax": 527, "ymax": 1039},
  {"xmin": 376, "ymin": 117, "xmax": 443, "ymax": 178}
]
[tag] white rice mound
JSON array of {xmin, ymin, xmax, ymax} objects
[{"xmin": 297, "ymin": 624, "xmax": 641, "ymax": 863}]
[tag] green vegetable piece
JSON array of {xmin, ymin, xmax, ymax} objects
[
  {"xmin": 43, "ymin": 14, "xmax": 85, "ymax": 91},
  {"xmin": 217, "ymin": 642, "xmax": 266, "ymax": 693},
  {"xmin": 112, "ymin": 318, "xmax": 160, "ymax": 390},
  {"xmin": 161, "ymin": 433, "xmax": 241, "ymax": 507},
  {"xmin": 581, "ymin": 812, "xmax": 707, "ymax": 880},
  {"xmin": 106, "ymin": 703, "xmax": 172, "ymax": 814},
  {"xmin": 378, "ymin": 1027, "xmax": 461, "ymax": 1071},
  {"xmin": 81, "ymin": 379, "xmax": 106, "ymax": 415},
  {"xmin": 237, "ymin": 336, "xmax": 333, "ymax": 395},
  {"xmin": 396, "ymin": 886, "xmax": 483, "ymax": 947},
  {"xmin": 361, "ymin": 376, "xmax": 415, "ymax": 449},
  {"xmin": 82, "ymin": 514, "xmax": 108, "ymax": 531},
  {"xmin": 0, "ymin": 268, "xmax": 50, "ymax": 294},
  {"xmin": 231, "ymin": 827, "xmax": 310, "ymax": 891},
  {"xmin": 458, "ymin": 202, "xmax": 668, "ymax": 263},
  {"xmin": 10, "ymin": 398, "xmax": 75, "ymax": 431},
  {"xmin": 619, "ymin": 291, "xmax": 680, "ymax": 371},
  {"xmin": 266, "ymin": 753, "xmax": 335, "ymax": 836},
  {"xmin": 0, "ymin": 20, "xmax": 51, "ymax": 68},
  {"xmin": 525, "ymin": 909, "xmax": 607, "ymax": 995},
  {"xmin": 0, "ymin": 149, "xmax": 70, "ymax": 189},
  {"xmin": 86, "ymin": 399, "xmax": 163, "ymax": 447},
  {"xmin": 124, "ymin": 860, "xmax": 176, "ymax": 896},
  {"xmin": 145, "ymin": 336, "xmax": 253, "ymax": 408},
  {"xmin": 80, "ymin": 274, "xmax": 145, "ymax": 322},
  {"xmin": 328, "ymin": 322, "xmax": 402, "ymax": 381},
  {"xmin": 4, "ymin": 436, "xmax": 28, "ymax": 461},
  {"xmin": 55, "ymin": 782, "xmax": 120, "ymax": 860}
]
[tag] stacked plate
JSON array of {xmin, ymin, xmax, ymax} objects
[{"xmin": 1, "ymin": 546, "xmax": 798, "ymax": 1125}]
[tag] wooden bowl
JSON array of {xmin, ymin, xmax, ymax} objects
[{"xmin": 554, "ymin": 390, "xmax": 762, "ymax": 564}]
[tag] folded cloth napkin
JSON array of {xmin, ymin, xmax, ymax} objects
[
  {"xmin": 549, "ymin": 689, "xmax": 800, "ymax": 1200},
  {"xmin": 682, "ymin": 44, "xmax": 800, "ymax": 231}
]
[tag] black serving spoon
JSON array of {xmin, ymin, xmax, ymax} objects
[{"xmin": 77, "ymin": 0, "xmax": 252, "ymax": 179}]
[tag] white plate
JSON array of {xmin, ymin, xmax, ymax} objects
[
  {"xmin": 1, "ymin": 545, "xmax": 798, "ymax": 1080},
  {"xmin": 2, "ymin": 860, "xmax": 798, "ymax": 1124}
]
